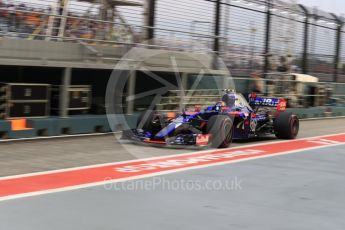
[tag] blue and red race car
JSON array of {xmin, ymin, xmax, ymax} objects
[{"xmin": 122, "ymin": 91, "xmax": 299, "ymax": 148}]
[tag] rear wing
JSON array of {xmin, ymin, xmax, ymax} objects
[{"xmin": 249, "ymin": 93, "xmax": 287, "ymax": 112}]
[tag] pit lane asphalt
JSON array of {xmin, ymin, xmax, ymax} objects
[
  {"xmin": 0, "ymin": 145, "xmax": 344, "ymax": 230},
  {"xmin": 0, "ymin": 118, "xmax": 345, "ymax": 177}
]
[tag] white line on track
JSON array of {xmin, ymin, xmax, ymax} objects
[
  {"xmin": 299, "ymin": 116, "xmax": 345, "ymax": 121},
  {"xmin": 1, "ymin": 132, "xmax": 344, "ymax": 180},
  {"xmin": 0, "ymin": 141, "xmax": 344, "ymax": 202},
  {"xmin": 0, "ymin": 132, "xmax": 118, "ymax": 143}
]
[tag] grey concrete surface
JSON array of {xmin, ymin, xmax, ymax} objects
[
  {"xmin": 0, "ymin": 118, "xmax": 344, "ymax": 177},
  {"xmin": 0, "ymin": 145, "xmax": 344, "ymax": 230}
]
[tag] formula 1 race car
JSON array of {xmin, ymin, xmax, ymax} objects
[{"xmin": 122, "ymin": 91, "xmax": 299, "ymax": 148}]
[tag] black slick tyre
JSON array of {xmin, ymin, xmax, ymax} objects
[
  {"xmin": 274, "ymin": 112, "xmax": 299, "ymax": 139},
  {"xmin": 207, "ymin": 115, "xmax": 233, "ymax": 148}
]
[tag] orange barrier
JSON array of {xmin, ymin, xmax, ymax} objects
[{"xmin": 10, "ymin": 119, "xmax": 32, "ymax": 131}]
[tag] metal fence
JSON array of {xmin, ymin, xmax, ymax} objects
[
  {"xmin": 0, "ymin": 0, "xmax": 345, "ymax": 82},
  {"xmin": 233, "ymin": 76, "xmax": 345, "ymax": 107}
]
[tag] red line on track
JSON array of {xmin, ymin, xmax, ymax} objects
[{"xmin": 1, "ymin": 133, "xmax": 345, "ymax": 199}]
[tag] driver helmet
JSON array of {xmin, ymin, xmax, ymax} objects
[{"xmin": 222, "ymin": 90, "xmax": 236, "ymax": 107}]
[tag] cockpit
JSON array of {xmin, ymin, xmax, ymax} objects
[{"xmin": 213, "ymin": 92, "xmax": 253, "ymax": 112}]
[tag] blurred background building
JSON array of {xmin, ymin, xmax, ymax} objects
[
  {"xmin": 0, "ymin": 0, "xmax": 345, "ymax": 80},
  {"xmin": 0, "ymin": 0, "xmax": 344, "ymax": 139}
]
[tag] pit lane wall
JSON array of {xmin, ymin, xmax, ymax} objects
[{"xmin": 0, "ymin": 107, "xmax": 345, "ymax": 139}]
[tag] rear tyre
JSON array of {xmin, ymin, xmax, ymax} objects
[
  {"xmin": 207, "ymin": 115, "xmax": 233, "ymax": 148},
  {"xmin": 274, "ymin": 112, "xmax": 299, "ymax": 139}
]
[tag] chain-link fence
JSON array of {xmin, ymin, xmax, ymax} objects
[{"xmin": 0, "ymin": 0, "xmax": 345, "ymax": 82}]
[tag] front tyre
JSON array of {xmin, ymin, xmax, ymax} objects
[
  {"xmin": 137, "ymin": 110, "xmax": 163, "ymax": 133},
  {"xmin": 274, "ymin": 112, "xmax": 299, "ymax": 139},
  {"xmin": 137, "ymin": 110, "xmax": 155, "ymax": 130},
  {"xmin": 207, "ymin": 115, "xmax": 233, "ymax": 148}
]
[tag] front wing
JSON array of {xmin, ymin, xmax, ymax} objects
[{"xmin": 121, "ymin": 129, "xmax": 211, "ymax": 147}]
